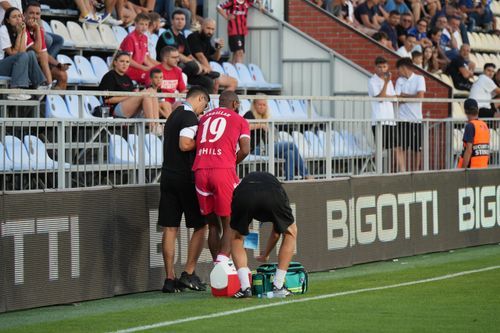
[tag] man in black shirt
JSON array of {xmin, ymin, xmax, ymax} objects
[
  {"xmin": 230, "ymin": 172, "xmax": 298, "ymax": 298},
  {"xmin": 187, "ymin": 18, "xmax": 237, "ymax": 92},
  {"xmin": 156, "ymin": 9, "xmax": 216, "ymax": 93},
  {"xmin": 158, "ymin": 86, "xmax": 210, "ymax": 293},
  {"xmin": 446, "ymin": 44, "xmax": 475, "ymax": 91}
]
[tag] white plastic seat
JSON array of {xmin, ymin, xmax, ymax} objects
[
  {"xmin": 331, "ymin": 130, "xmax": 348, "ymax": 157},
  {"xmin": 490, "ymin": 129, "xmax": 499, "ymax": 152},
  {"xmin": 144, "ymin": 133, "xmax": 162, "ymax": 166},
  {"xmin": 291, "ymin": 131, "xmax": 314, "ymax": 158},
  {"xmin": 127, "ymin": 134, "xmax": 151, "ymax": 166},
  {"xmin": 65, "ymin": 95, "xmax": 80, "ymax": 118},
  {"xmin": 248, "ymin": 64, "xmax": 282, "ymax": 89},
  {"xmin": 90, "ymin": 56, "xmax": 109, "ymax": 82},
  {"xmin": 210, "ymin": 61, "xmax": 225, "ymax": 75},
  {"xmin": 289, "ymin": 99, "xmax": 307, "ymax": 118},
  {"xmin": 56, "ymin": 54, "xmax": 81, "ymax": 84},
  {"xmin": 239, "ymin": 99, "xmax": 251, "ymax": 115},
  {"xmin": 83, "ymin": 95, "xmax": 100, "ymax": 118},
  {"xmin": 453, "ymin": 128, "xmax": 463, "ymax": 154},
  {"xmin": 112, "ymin": 26, "xmax": 128, "ymax": 45},
  {"xmin": 222, "ymin": 62, "xmax": 245, "ymax": 87},
  {"xmin": 3, "ymin": 136, "xmax": 32, "ymax": 170},
  {"xmin": 23, "ymin": 135, "xmax": 70, "ymax": 170},
  {"xmin": 83, "ymin": 24, "xmax": 106, "ymax": 48},
  {"xmin": 276, "ymin": 100, "xmax": 295, "ymax": 119},
  {"xmin": 278, "ymin": 131, "xmax": 294, "ymax": 143},
  {"xmin": 235, "ymin": 63, "xmax": 258, "ymax": 88},
  {"xmin": 267, "ymin": 99, "xmax": 281, "ymax": 119},
  {"xmin": 66, "ymin": 21, "xmax": 89, "ymax": 48},
  {"xmin": 42, "ymin": 20, "xmax": 52, "ymax": 33},
  {"xmin": 108, "ymin": 134, "xmax": 135, "ymax": 164},
  {"xmin": 0, "ymin": 142, "xmax": 14, "ymax": 171},
  {"xmin": 45, "ymin": 95, "xmax": 73, "ymax": 118},
  {"xmin": 50, "ymin": 20, "xmax": 74, "ymax": 47},
  {"xmin": 74, "ymin": 55, "xmax": 99, "ymax": 84},
  {"xmin": 98, "ymin": 24, "xmax": 119, "ymax": 49},
  {"xmin": 303, "ymin": 130, "xmax": 325, "ymax": 157}
]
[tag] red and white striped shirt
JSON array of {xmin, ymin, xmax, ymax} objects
[{"xmin": 218, "ymin": 0, "xmax": 254, "ymax": 36}]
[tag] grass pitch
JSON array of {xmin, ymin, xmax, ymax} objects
[{"xmin": 0, "ymin": 244, "xmax": 499, "ymax": 333}]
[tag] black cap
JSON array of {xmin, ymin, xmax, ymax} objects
[{"xmin": 464, "ymin": 98, "xmax": 478, "ymax": 111}]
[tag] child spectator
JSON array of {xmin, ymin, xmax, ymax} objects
[
  {"xmin": 422, "ymin": 46, "xmax": 440, "ymax": 73},
  {"xmin": 412, "ymin": 50, "xmax": 423, "ymax": 68}
]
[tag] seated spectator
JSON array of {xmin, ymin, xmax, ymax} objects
[
  {"xmin": 354, "ymin": 0, "xmax": 385, "ymax": 34},
  {"xmin": 146, "ymin": 12, "xmax": 162, "ymax": 61},
  {"xmin": 412, "ymin": 50, "xmax": 423, "ymax": 68},
  {"xmin": 423, "ymin": 0, "xmax": 441, "ymax": 18},
  {"xmin": 243, "ymin": 97, "xmax": 313, "ymax": 181},
  {"xmin": 448, "ymin": 15, "xmax": 468, "ymax": 48},
  {"xmin": 422, "ymin": 46, "xmax": 440, "ymax": 73},
  {"xmin": 397, "ymin": 33, "xmax": 416, "ymax": 58},
  {"xmin": 0, "ymin": 7, "xmax": 47, "ymax": 100},
  {"xmin": 384, "ymin": 0, "xmax": 411, "ymax": 16},
  {"xmin": 175, "ymin": 0, "xmax": 201, "ymax": 30},
  {"xmin": 98, "ymin": 51, "xmax": 160, "ymax": 121},
  {"xmin": 146, "ymin": 46, "xmax": 187, "ymax": 118},
  {"xmin": 120, "ymin": 13, "xmax": 160, "ymax": 85},
  {"xmin": 396, "ymin": 12, "xmax": 413, "ymax": 47},
  {"xmin": 187, "ymin": 18, "xmax": 237, "ymax": 91},
  {"xmin": 379, "ymin": 10, "xmax": 400, "ymax": 50},
  {"xmin": 445, "ymin": 43, "xmax": 475, "ymax": 91},
  {"xmin": 124, "ymin": 0, "xmax": 155, "ymax": 17},
  {"xmin": 24, "ymin": 2, "xmax": 68, "ymax": 89},
  {"xmin": 407, "ymin": 18, "xmax": 432, "ymax": 49},
  {"xmin": 459, "ymin": 0, "xmax": 493, "ymax": 32},
  {"xmin": 156, "ymin": 9, "xmax": 215, "ymax": 92},
  {"xmin": 434, "ymin": 14, "xmax": 459, "ymax": 60},
  {"xmin": 428, "ymin": 27, "xmax": 450, "ymax": 69},
  {"xmin": 372, "ymin": 31, "xmax": 394, "ymax": 49},
  {"xmin": 327, "ymin": 0, "xmax": 355, "ymax": 24},
  {"xmin": 469, "ymin": 63, "xmax": 500, "ymax": 118}
]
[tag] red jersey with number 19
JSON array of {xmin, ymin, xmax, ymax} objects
[{"xmin": 192, "ymin": 107, "xmax": 250, "ymax": 170}]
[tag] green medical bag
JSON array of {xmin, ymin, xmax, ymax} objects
[{"xmin": 252, "ymin": 262, "xmax": 308, "ymax": 296}]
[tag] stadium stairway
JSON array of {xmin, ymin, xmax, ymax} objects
[{"xmin": 286, "ymin": 0, "xmax": 452, "ymax": 119}]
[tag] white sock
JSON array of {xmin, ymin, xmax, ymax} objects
[
  {"xmin": 216, "ymin": 254, "xmax": 229, "ymax": 263},
  {"xmin": 237, "ymin": 267, "xmax": 251, "ymax": 290},
  {"xmin": 273, "ymin": 269, "xmax": 287, "ymax": 289}
]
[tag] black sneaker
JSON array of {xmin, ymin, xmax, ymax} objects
[
  {"xmin": 162, "ymin": 278, "xmax": 184, "ymax": 293},
  {"xmin": 233, "ymin": 287, "xmax": 252, "ymax": 298},
  {"xmin": 273, "ymin": 285, "xmax": 293, "ymax": 298},
  {"xmin": 178, "ymin": 271, "xmax": 207, "ymax": 291}
]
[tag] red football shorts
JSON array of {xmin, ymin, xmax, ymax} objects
[{"xmin": 194, "ymin": 168, "xmax": 240, "ymax": 217}]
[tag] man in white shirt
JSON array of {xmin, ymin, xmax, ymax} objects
[
  {"xmin": 396, "ymin": 34, "xmax": 416, "ymax": 59},
  {"xmin": 470, "ymin": 63, "xmax": 500, "ymax": 119},
  {"xmin": 368, "ymin": 56, "xmax": 397, "ymax": 172},
  {"xmin": 395, "ymin": 57, "xmax": 426, "ymax": 171}
]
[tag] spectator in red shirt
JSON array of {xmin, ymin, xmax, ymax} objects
[
  {"xmin": 216, "ymin": 0, "xmax": 263, "ymax": 64},
  {"xmin": 146, "ymin": 46, "xmax": 187, "ymax": 118},
  {"xmin": 119, "ymin": 13, "xmax": 160, "ymax": 85}
]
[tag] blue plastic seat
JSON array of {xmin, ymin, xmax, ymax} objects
[
  {"xmin": 248, "ymin": 64, "xmax": 282, "ymax": 89},
  {"xmin": 0, "ymin": 142, "xmax": 14, "ymax": 171},
  {"xmin": 108, "ymin": 134, "xmax": 135, "ymax": 164},
  {"xmin": 23, "ymin": 135, "xmax": 70, "ymax": 170},
  {"xmin": 46, "ymin": 95, "xmax": 73, "ymax": 118},
  {"xmin": 3, "ymin": 136, "xmax": 32, "ymax": 170},
  {"xmin": 74, "ymin": 55, "xmax": 99, "ymax": 84},
  {"xmin": 127, "ymin": 134, "xmax": 152, "ymax": 166},
  {"xmin": 144, "ymin": 134, "xmax": 162, "ymax": 166}
]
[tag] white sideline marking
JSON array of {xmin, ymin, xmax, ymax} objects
[{"xmin": 110, "ymin": 265, "xmax": 500, "ymax": 333}]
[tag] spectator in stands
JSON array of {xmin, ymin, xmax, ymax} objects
[
  {"xmin": 422, "ymin": 46, "xmax": 440, "ymax": 73},
  {"xmin": 448, "ymin": 15, "xmax": 468, "ymax": 48},
  {"xmin": 146, "ymin": 12, "xmax": 163, "ymax": 61},
  {"xmin": 396, "ymin": 12, "xmax": 413, "ymax": 47},
  {"xmin": 384, "ymin": 0, "xmax": 411, "ymax": 16},
  {"xmin": 354, "ymin": 0, "xmax": 384, "ymax": 34},
  {"xmin": 412, "ymin": 50, "xmax": 423, "ymax": 68},
  {"xmin": 24, "ymin": 2, "xmax": 68, "ymax": 90},
  {"xmin": 156, "ymin": 10, "xmax": 216, "ymax": 93},
  {"xmin": 175, "ymin": 0, "xmax": 201, "ymax": 30},
  {"xmin": 187, "ymin": 18, "xmax": 237, "ymax": 91},
  {"xmin": 120, "ymin": 13, "xmax": 160, "ymax": 85},
  {"xmin": 423, "ymin": 0, "xmax": 441, "ymax": 18},
  {"xmin": 312, "ymin": 0, "xmax": 326, "ymax": 9},
  {"xmin": 243, "ymin": 97, "xmax": 313, "ymax": 181},
  {"xmin": 446, "ymin": 43, "xmax": 475, "ymax": 91},
  {"xmin": 146, "ymin": 46, "xmax": 187, "ymax": 118},
  {"xmin": 368, "ymin": 56, "xmax": 398, "ymax": 171},
  {"xmin": 217, "ymin": 0, "xmax": 263, "ymax": 64},
  {"xmin": 397, "ymin": 33, "xmax": 416, "ymax": 58},
  {"xmin": 0, "ymin": 7, "xmax": 47, "ymax": 100},
  {"xmin": 434, "ymin": 14, "xmax": 459, "ymax": 60},
  {"xmin": 379, "ymin": 10, "xmax": 400, "ymax": 50},
  {"xmin": 470, "ymin": 63, "xmax": 500, "ymax": 119},
  {"xmin": 98, "ymin": 51, "xmax": 161, "ymax": 122},
  {"xmin": 428, "ymin": 27, "xmax": 450, "ymax": 69},
  {"xmin": 395, "ymin": 57, "xmax": 426, "ymax": 171},
  {"xmin": 407, "ymin": 18, "xmax": 432, "ymax": 49},
  {"xmin": 327, "ymin": 0, "xmax": 355, "ymax": 24},
  {"xmin": 459, "ymin": 0, "xmax": 493, "ymax": 32},
  {"xmin": 372, "ymin": 31, "xmax": 394, "ymax": 49}
]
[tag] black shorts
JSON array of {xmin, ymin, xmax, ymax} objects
[
  {"xmin": 371, "ymin": 125, "xmax": 396, "ymax": 149},
  {"xmin": 230, "ymin": 184, "xmax": 294, "ymax": 236},
  {"xmin": 478, "ymin": 107, "xmax": 497, "ymax": 118},
  {"xmin": 395, "ymin": 122, "xmax": 422, "ymax": 151},
  {"xmin": 228, "ymin": 35, "xmax": 245, "ymax": 52},
  {"xmin": 158, "ymin": 173, "xmax": 206, "ymax": 228}
]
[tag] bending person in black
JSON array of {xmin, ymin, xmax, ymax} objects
[
  {"xmin": 231, "ymin": 172, "xmax": 298, "ymax": 298},
  {"xmin": 158, "ymin": 86, "xmax": 210, "ymax": 293}
]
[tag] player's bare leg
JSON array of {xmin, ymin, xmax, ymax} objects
[{"xmin": 207, "ymin": 214, "xmax": 221, "ymax": 261}]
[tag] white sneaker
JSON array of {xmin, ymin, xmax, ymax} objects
[
  {"xmin": 7, "ymin": 94, "xmax": 32, "ymax": 101},
  {"xmin": 104, "ymin": 16, "xmax": 123, "ymax": 26}
]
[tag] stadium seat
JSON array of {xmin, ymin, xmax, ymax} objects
[
  {"xmin": 112, "ymin": 26, "xmax": 128, "ymax": 45},
  {"xmin": 57, "ymin": 55, "xmax": 81, "ymax": 84},
  {"xmin": 67, "ymin": 21, "xmax": 90, "ymax": 48},
  {"xmin": 90, "ymin": 56, "xmax": 109, "ymax": 82},
  {"xmin": 453, "ymin": 128, "xmax": 463, "ymax": 154},
  {"xmin": 98, "ymin": 24, "xmax": 119, "ymax": 49},
  {"xmin": 490, "ymin": 129, "xmax": 499, "ymax": 152},
  {"xmin": 278, "ymin": 131, "xmax": 294, "ymax": 143},
  {"xmin": 42, "ymin": 20, "xmax": 52, "ymax": 33},
  {"xmin": 3, "ymin": 135, "xmax": 32, "ymax": 170},
  {"xmin": 210, "ymin": 61, "xmax": 225, "ymax": 75},
  {"xmin": 341, "ymin": 131, "xmax": 369, "ymax": 155},
  {"xmin": 45, "ymin": 95, "xmax": 73, "ymax": 118},
  {"xmin": 127, "ymin": 134, "xmax": 151, "ymax": 166},
  {"xmin": 289, "ymin": 99, "xmax": 308, "ymax": 118},
  {"xmin": 304, "ymin": 130, "xmax": 325, "ymax": 157},
  {"xmin": 74, "ymin": 55, "xmax": 99, "ymax": 84},
  {"xmin": 83, "ymin": 95, "xmax": 101, "ymax": 118},
  {"xmin": 65, "ymin": 95, "xmax": 80, "ymax": 117},
  {"xmin": 452, "ymin": 102, "xmax": 466, "ymax": 120},
  {"xmin": 291, "ymin": 131, "xmax": 315, "ymax": 158},
  {"xmin": 50, "ymin": 20, "xmax": 75, "ymax": 47},
  {"xmin": 144, "ymin": 133, "xmax": 162, "ymax": 165},
  {"xmin": 222, "ymin": 62, "xmax": 246, "ymax": 88},
  {"xmin": 239, "ymin": 99, "xmax": 251, "ymax": 114},
  {"xmin": 106, "ymin": 56, "xmax": 113, "ymax": 67},
  {"xmin": 108, "ymin": 134, "xmax": 135, "ymax": 164},
  {"xmin": 248, "ymin": 64, "xmax": 282, "ymax": 89},
  {"xmin": 235, "ymin": 63, "xmax": 259, "ymax": 88},
  {"xmin": 0, "ymin": 142, "xmax": 14, "ymax": 171},
  {"xmin": 276, "ymin": 100, "xmax": 295, "ymax": 119},
  {"xmin": 83, "ymin": 24, "xmax": 106, "ymax": 49},
  {"xmin": 23, "ymin": 135, "xmax": 70, "ymax": 170},
  {"xmin": 210, "ymin": 98, "xmax": 219, "ymax": 109},
  {"xmin": 267, "ymin": 99, "xmax": 282, "ymax": 119}
]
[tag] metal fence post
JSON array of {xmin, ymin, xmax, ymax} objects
[
  {"xmin": 57, "ymin": 120, "xmax": 66, "ymax": 189},
  {"xmin": 138, "ymin": 121, "xmax": 146, "ymax": 185},
  {"xmin": 268, "ymin": 120, "xmax": 275, "ymax": 175},
  {"xmin": 423, "ymin": 120, "xmax": 430, "ymax": 171},
  {"xmin": 325, "ymin": 121, "xmax": 332, "ymax": 178},
  {"xmin": 375, "ymin": 121, "xmax": 383, "ymax": 174}
]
